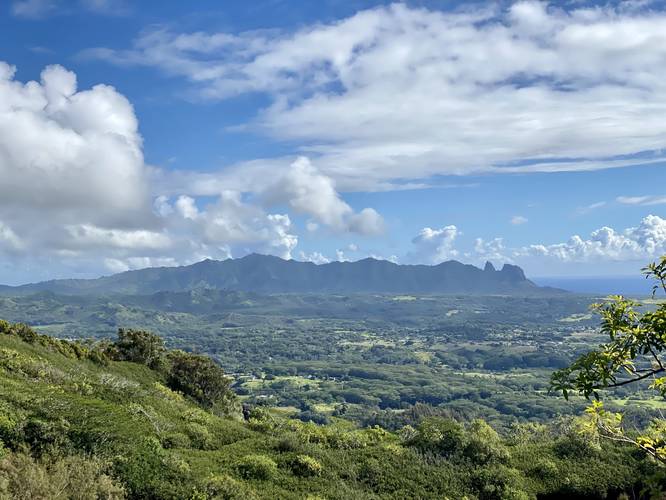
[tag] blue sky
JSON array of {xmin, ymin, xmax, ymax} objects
[{"xmin": 1, "ymin": 0, "xmax": 666, "ymax": 284}]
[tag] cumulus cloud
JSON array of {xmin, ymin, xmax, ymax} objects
[
  {"xmin": 404, "ymin": 216, "xmax": 666, "ymax": 270},
  {"xmin": 261, "ymin": 157, "xmax": 384, "ymax": 235},
  {"xmin": 0, "ymin": 61, "xmax": 159, "ymax": 268},
  {"xmin": 87, "ymin": 2, "xmax": 666, "ymax": 189},
  {"xmin": 299, "ymin": 251, "xmax": 330, "ymax": 265},
  {"xmin": 510, "ymin": 216, "xmax": 528, "ymax": 225},
  {"xmin": 473, "ymin": 238, "xmax": 513, "ymax": 265},
  {"xmin": 408, "ymin": 226, "xmax": 460, "ymax": 264},
  {"xmin": 517, "ymin": 215, "xmax": 666, "ymax": 262},
  {"xmin": 0, "ymin": 62, "xmax": 345, "ymax": 282}
]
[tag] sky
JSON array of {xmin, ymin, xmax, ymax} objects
[{"xmin": 1, "ymin": 0, "xmax": 666, "ymax": 285}]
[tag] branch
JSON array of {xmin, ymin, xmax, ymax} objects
[
  {"xmin": 595, "ymin": 367, "xmax": 666, "ymax": 389},
  {"xmin": 648, "ymin": 345, "xmax": 665, "ymax": 370}
]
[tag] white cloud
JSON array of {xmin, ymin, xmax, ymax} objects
[
  {"xmin": 516, "ymin": 215, "xmax": 666, "ymax": 262},
  {"xmin": 510, "ymin": 215, "xmax": 528, "ymax": 225},
  {"xmin": 617, "ymin": 195, "xmax": 666, "ymax": 206},
  {"xmin": 408, "ymin": 226, "xmax": 460, "ymax": 264},
  {"xmin": 64, "ymin": 225, "xmax": 171, "ymax": 250},
  {"xmin": 159, "ymin": 191, "xmax": 299, "ymax": 260},
  {"xmin": 104, "ymin": 256, "xmax": 179, "ymax": 274},
  {"xmin": 261, "ymin": 157, "xmax": 384, "ymax": 235},
  {"xmin": 0, "ymin": 62, "xmax": 316, "ymax": 282},
  {"xmin": 473, "ymin": 238, "xmax": 513, "ymax": 265},
  {"xmin": 299, "ymin": 251, "xmax": 330, "ymax": 265},
  {"xmin": 335, "ymin": 249, "xmax": 348, "ymax": 262},
  {"xmin": 0, "ymin": 61, "xmax": 156, "ymax": 263},
  {"xmin": 576, "ymin": 201, "xmax": 606, "ymax": 215},
  {"xmin": 0, "ymin": 222, "xmax": 23, "ymax": 252},
  {"xmin": 12, "ymin": 0, "xmax": 56, "ymax": 18},
  {"xmin": 12, "ymin": 0, "xmax": 128, "ymax": 18},
  {"xmin": 87, "ymin": 2, "xmax": 666, "ymax": 189},
  {"xmin": 175, "ymin": 195, "xmax": 199, "ymax": 220}
]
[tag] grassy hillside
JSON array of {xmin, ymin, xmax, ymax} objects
[{"xmin": 0, "ymin": 320, "xmax": 662, "ymax": 499}]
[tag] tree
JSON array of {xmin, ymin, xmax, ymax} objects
[
  {"xmin": 166, "ymin": 350, "xmax": 234, "ymax": 411},
  {"xmin": 552, "ymin": 256, "xmax": 666, "ymax": 462},
  {"xmin": 112, "ymin": 328, "xmax": 166, "ymax": 370}
]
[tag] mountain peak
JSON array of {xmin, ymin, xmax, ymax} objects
[
  {"xmin": 500, "ymin": 263, "xmax": 527, "ymax": 281},
  {"xmin": 0, "ymin": 254, "xmax": 562, "ymax": 296}
]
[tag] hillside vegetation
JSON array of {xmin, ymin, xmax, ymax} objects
[{"xmin": 0, "ymin": 320, "xmax": 662, "ymax": 499}]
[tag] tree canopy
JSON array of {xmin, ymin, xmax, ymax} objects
[{"xmin": 552, "ymin": 256, "xmax": 666, "ymax": 463}]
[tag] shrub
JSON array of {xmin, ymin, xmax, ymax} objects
[
  {"xmin": 185, "ymin": 423, "xmax": 214, "ymax": 450},
  {"xmin": 289, "ymin": 454, "xmax": 323, "ymax": 477},
  {"xmin": 463, "ymin": 420, "xmax": 509, "ymax": 465},
  {"xmin": 112, "ymin": 328, "xmax": 166, "ymax": 370},
  {"xmin": 162, "ymin": 432, "xmax": 191, "ymax": 449},
  {"xmin": 204, "ymin": 474, "xmax": 258, "ymax": 500},
  {"xmin": 22, "ymin": 418, "xmax": 73, "ymax": 458},
  {"xmin": 409, "ymin": 418, "xmax": 467, "ymax": 458},
  {"xmin": 275, "ymin": 436, "xmax": 302, "ymax": 453},
  {"xmin": 236, "ymin": 454, "xmax": 278, "ymax": 480},
  {"xmin": 12, "ymin": 323, "xmax": 38, "ymax": 344},
  {"xmin": 0, "ymin": 451, "xmax": 125, "ymax": 499},
  {"xmin": 167, "ymin": 350, "xmax": 234, "ymax": 410}
]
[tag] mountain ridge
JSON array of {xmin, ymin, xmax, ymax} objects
[{"xmin": 0, "ymin": 254, "xmax": 563, "ymax": 296}]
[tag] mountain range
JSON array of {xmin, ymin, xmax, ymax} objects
[{"xmin": 0, "ymin": 254, "xmax": 562, "ymax": 296}]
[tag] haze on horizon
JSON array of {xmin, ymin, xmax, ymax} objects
[{"xmin": 1, "ymin": 0, "xmax": 666, "ymax": 285}]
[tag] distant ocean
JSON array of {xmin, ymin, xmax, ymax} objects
[{"xmin": 533, "ymin": 276, "xmax": 655, "ymax": 297}]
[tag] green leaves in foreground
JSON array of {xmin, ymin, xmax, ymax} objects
[{"xmin": 552, "ymin": 256, "xmax": 666, "ymax": 463}]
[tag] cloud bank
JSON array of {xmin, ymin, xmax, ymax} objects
[
  {"xmin": 0, "ymin": 62, "xmax": 384, "ymax": 282},
  {"xmin": 86, "ymin": 1, "xmax": 666, "ymax": 190}
]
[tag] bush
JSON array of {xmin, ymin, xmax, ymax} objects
[
  {"xmin": 236, "ymin": 454, "xmax": 278, "ymax": 480},
  {"xmin": 289, "ymin": 454, "xmax": 322, "ymax": 477},
  {"xmin": 112, "ymin": 328, "xmax": 166, "ymax": 370},
  {"xmin": 185, "ymin": 423, "xmax": 214, "ymax": 450},
  {"xmin": 204, "ymin": 474, "xmax": 258, "ymax": 500},
  {"xmin": 167, "ymin": 350, "xmax": 234, "ymax": 410},
  {"xmin": 162, "ymin": 432, "xmax": 191, "ymax": 449},
  {"xmin": 0, "ymin": 451, "xmax": 125, "ymax": 499},
  {"xmin": 409, "ymin": 418, "xmax": 467, "ymax": 458},
  {"xmin": 463, "ymin": 420, "xmax": 509, "ymax": 465}
]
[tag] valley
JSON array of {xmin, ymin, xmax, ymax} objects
[{"xmin": 0, "ymin": 289, "xmax": 659, "ymax": 430}]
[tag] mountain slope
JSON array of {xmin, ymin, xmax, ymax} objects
[
  {"xmin": 0, "ymin": 320, "xmax": 655, "ymax": 499},
  {"xmin": 0, "ymin": 254, "xmax": 562, "ymax": 296}
]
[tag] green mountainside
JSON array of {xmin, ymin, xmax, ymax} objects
[
  {"xmin": 0, "ymin": 254, "xmax": 562, "ymax": 296},
  {"xmin": 0, "ymin": 320, "xmax": 662, "ymax": 499}
]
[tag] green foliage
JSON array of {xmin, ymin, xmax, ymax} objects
[
  {"xmin": 0, "ymin": 451, "xmax": 125, "ymax": 499},
  {"xmin": 288, "ymin": 454, "xmax": 322, "ymax": 477},
  {"xmin": 202, "ymin": 474, "xmax": 258, "ymax": 500},
  {"xmin": 236, "ymin": 454, "xmax": 278, "ymax": 480},
  {"xmin": 0, "ymin": 318, "xmax": 660, "ymax": 498},
  {"xmin": 464, "ymin": 419, "xmax": 509, "ymax": 465},
  {"xmin": 112, "ymin": 328, "xmax": 166, "ymax": 370},
  {"xmin": 409, "ymin": 417, "xmax": 468, "ymax": 458},
  {"xmin": 552, "ymin": 256, "xmax": 666, "ymax": 464},
  {"xmin": 167, "ymin": 350, "xmax": 233, "ymax": 411}
]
